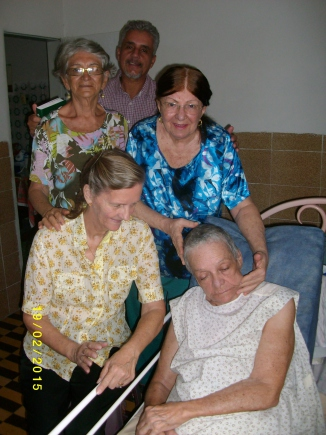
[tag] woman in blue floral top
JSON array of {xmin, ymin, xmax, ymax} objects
[{"xmin": 128, "ymin": 65, "xmax": 268, "ymax": 296}]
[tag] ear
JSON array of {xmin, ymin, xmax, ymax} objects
[
  {"xmin": 156, "ymin": 99, "xmax": 161, "ymax": 112},
  {"xmin": 116, "ymin": 46, "xmax": 121, "ymax": 62},
  {"xmin": 102, "ymin": 70, "xmax": 110, "ymax": 88},
  {"xmin": 60, "ymin": 74, "xmax": 70, "ymax": 91},
  {"xmin": 236, "ymin": 249, "xmax": 243, "ymax": 270},
  {"xmin": 201, "ymin": 105, "xmax": 207, "ymax": 117},
  {"xmin": 149, "ymin": 54, "xmax": 156, "ymax": 69},
  {"xmin": 83, "ymin": 184, "xmax": 93, "ymax": 205}
]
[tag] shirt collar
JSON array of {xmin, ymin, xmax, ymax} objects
[
  {"xmin": 116, "ymin": 69, "xmax": 152, "ymax": 98},
  {"xmin": 73, "ymin": 213, "xmax": 121, "ymax": 248}
]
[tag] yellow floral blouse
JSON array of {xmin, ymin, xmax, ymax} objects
[{"xmin": 22, "ymin": 214, "xmax": 163, "ymax": 381}]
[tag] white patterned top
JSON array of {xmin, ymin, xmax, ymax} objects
[{"xmin": 168, "ymin": 282, "xmax": 325, "ymax": 435}]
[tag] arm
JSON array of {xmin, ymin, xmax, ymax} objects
[
  {"xmin": 23, "ymin": 313, "xmax": 107, "ymax": 373},
  {"xmin": 96, "ymin": 299, "xmax": 165, "ymax": 393},
  {"xmin": 27, "ymin": 103, "xmax": 41, "ymax": 137},
  {"xmin": 29, "ymin": 182, "xmax": 69, "ymax": 231},
  {"xmin": 137, "ymin": 299, "xmax": 295, "ymax": 435},
  {"xmin": 133, "ymin": 201, "xmax": 198, "ymax": 264},
  {"xmin": 230, "ymin": 197, "xmax": 268, "ymax": 294}
]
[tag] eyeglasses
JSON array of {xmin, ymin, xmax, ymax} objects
[
  {"xmin": 66, "ymin": 66, "xmax": 104, "ymax": 76},
  {"xmin": 161, "ymin": 101, "xmax": 203, "ymax": 115}
]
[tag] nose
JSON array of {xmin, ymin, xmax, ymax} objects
[
  {"xmin": 81, "ymin": 69, "xmax": 91, "ymax": 79},
  {"xmin": 175, "ymin": 105, "xmax": 186, "ymax": 120},
  {"xmin": 212, "ymin": 273, "xmax": 224, "ymax": 288},
  {"xmin": 118, "ymin": 205, "xmax": 131, "ymax": 221}
]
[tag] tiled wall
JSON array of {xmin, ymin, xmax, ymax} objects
[
  {"xmin": 0, "ymin": 142, "xmax": 22, "ymax": 319},
  {"xmin": 222, "ymin": 133, "xmax": 326, "ymax": 226}
]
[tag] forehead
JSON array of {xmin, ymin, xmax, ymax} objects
[
  {"xmin": 122, "ymin": 30, "xmax": 154, "ymax": 50},
  {"xmin": 68, "ymin": 51, "xmax": 101, "ymax": 66},
  {"xmin": 188, "ymin": 241, "xmax": 235, "ymax": 268},
  {"xmin": 164, "ymin": 89, "xmax": 200, "ymax": 103},
  {"xmin": 94, "ymin": 183, "xmax": 143, "ymax": 203}
]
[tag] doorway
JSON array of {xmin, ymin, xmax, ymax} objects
[{"xmin": 4, "ymin": 33, "xmax": 62, "ymax": 267}]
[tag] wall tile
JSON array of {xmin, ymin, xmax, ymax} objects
[
  {"xmin": 237, "ymin": 133, "xmax": 271, "ymax": 150},
  {"xmin": 270, "ymin": 185, "xmax": 322, "ymax": 222},
  {"xmin": 248, "ymin": 183, "xmax": 271, "ymax": 213},
  {"xmin": 271, "ymin": 151, "xmax": 321, "ymax": 187},
  {"xmin": 0, "ymin": 221, "xmax": 18, "ymax": 256},
  {"xmin": 7, "ymin": 281, "xmax": 23, "ymax": 313},
  {"xmin": 0, "ymin": 158, "xmax": 12, "ymax": 192},
  {"xmin": 241, "ymin": 150, "xmax": 271, "ymax": 184},
  {"xmin": 273, "ymin": 133, "xmax": 322, "ymax": 151},
  {"xmin": 0, "ymin": 190, "xmax": 15, "ymax": 225},
  {"xmin": 0, "ymin": 259, "xmax": 5, "ymax": 291},
  {"xmin": 0, "ymin": 142, "xmax": 9, "ymax": 158},
  {"xmin": 0, "ymin": 290, "xmax": 9, "ymax": 319},
  {"xmin": 321, "ymin": 152, "xmax": 326, "ymax": 190},
  {"xmin": 3, "ymin": 251, "xmax": 21, "ymax": 287}
]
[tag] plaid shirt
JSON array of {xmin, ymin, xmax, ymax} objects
[{"xmin": 101, "ymin": 70, "xmax": 157, "ymax": 129}]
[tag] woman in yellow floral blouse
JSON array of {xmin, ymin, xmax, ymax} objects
[{"xmin": 20, "ymin": 149, "xmax": 165, "ymax": 435}]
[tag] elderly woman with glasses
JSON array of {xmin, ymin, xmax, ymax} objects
[{"xmin": 28, "ymin": 38, "xmax": 128, "ymax": 231}]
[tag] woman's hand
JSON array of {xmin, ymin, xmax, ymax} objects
[
  {"xmin": 96, "ymin": 346, "xmax": 138, "ymax": 394},
  {"xmin": 238, "ymin": 250, "xmax": 268, "ymax": 295},
  {"xmin": 39, "ymin": 207, "xmax": 70, "ymax": 231},
  {"xmin": 136, "ymin": 403, "xmax": 185, "ymax": 435},
  {"xmin": 165, "ymin": 218, "xmax": 199, "ymax": 264},
  {"xmin": 70, "ymin": 341, "xmax": 108, "ymax": 374},
  {"xmin": 225, "ymin": 124, "xmax": 239, "ymax": 152}
]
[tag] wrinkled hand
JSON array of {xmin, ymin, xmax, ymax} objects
[
  {"xmin": 136, "ymin": 403, "xmax": 185, "ymax": 435},
  {"xmin": 238, "ymin": 250, "xmax": 268, "ymax": 295},
  {"xmin": 96, "ymin": 346, "xmax": 138, "ymax": 394},
  {"xmin": 225, "ymin": 124, "xmax": 239, "ymax": 152},
  {"xmin": 71, "ymin": 341, "xmax": 108, "ymax": 374},
  {"xmin": 39, "ymin": 207, "xmax": 70, "ymax": 231},
  {"xmin": 28, "ymin": 103, "xmax": 41, "ymax": 137},
  {"xmin": 166, "ymin": 218, "xmax": 199, "ymax": 264}
]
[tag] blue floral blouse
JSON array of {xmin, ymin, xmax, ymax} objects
[{"xmin": 127, "ymin": 115, "xmax": 250, "ymax": 278}]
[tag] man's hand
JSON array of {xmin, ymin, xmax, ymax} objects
[
  {"xmin": 28, "ymin": 103, "xmax": 41, "ymax": 137},
  {"xmin": 39, "ymin": 207, "xmax": 70, "ymax": 231},
  {"xmin": 136, "ymin": 402, "xmax": 185, "ymax": 435},
  {"xmin": 70, "ymin": 341, "xmax": 108, "ymax": 374},
  {"xmin": 96, "ymin": 346, "xmax": 138, "ymax": 394},
  {"xmin": 225, "ymin": 124, "xmax": 239, "ymax": 152},
  {"xmin": 165, "ymin": 218, "xmax": 199, "ymax": 264},
  {"xmin": 238, "ymin": 250, "xmax": 268, "ymax": 295}
]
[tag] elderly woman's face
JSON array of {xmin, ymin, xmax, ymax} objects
[
  {"xmin": 157, "ymin": 89, "xmax": 206, "ymax": 142},
  {"xmin": 84, "ymin": 183, "xmax": 143, "ymax": 232},
  {"xmin": 61, "ymin": 51, "xmax": 109, "ymax": 99},
  {"xmin": 188, "ymin": 241, "xmax": 243, "ymax": 306}
]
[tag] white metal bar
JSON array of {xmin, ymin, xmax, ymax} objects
[{"xmin": 48, "ymin": 312, "xmax": 172, "ymax": 435}]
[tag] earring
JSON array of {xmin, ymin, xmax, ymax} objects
[
  {"xmin": 198, "ymin": 119, "xmax": 203, "ymax": 127},
  {"xmin": 158, "ymin": 116, "xmax": 163, "ymax": 123},
  {"xmin": 66, "ymin": 89, "xmax": 71, "ymax": 100},
  {"xmin": 100, "ymin": 89, "xmax": 104, "ymax": 98}
]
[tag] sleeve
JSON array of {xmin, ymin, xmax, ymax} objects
[
  {"xmin": 135, "ymin": 222, "xmax": 164, "ymax": 304},
  {"xmin": 29, "ymin": 121, "xmax": 53, "ymax": 189},
  {"xmin": 220, "ymin": 132, "xmax": 250, "ymax": 210},
  {"xmin": 22, "ymin": 231, "xmax": 54, "ymax": 316}
]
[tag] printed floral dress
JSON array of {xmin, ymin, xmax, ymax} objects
[{"xmin": 30, "ymin": 110, "xmax": 128, "ymax": 209}]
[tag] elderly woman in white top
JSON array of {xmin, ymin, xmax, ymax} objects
[{"xmin": 125, "ymin": 224, "xmax": 324, "ymax": 435}]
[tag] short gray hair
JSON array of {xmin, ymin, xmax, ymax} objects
[
  {"xmin": 183, "ymin": 224, "xmax": 240, "ymax": 273},
  {"xmin": 53, "ymin": 38, "xmax": 115, "ymax": 78},
  {"xmin": 118, "ymin": 20, "xmax": 160, "ymax": 55}
]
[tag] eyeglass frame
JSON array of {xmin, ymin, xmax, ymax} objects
[
  {"xmin": 160, "ymin": 100, "xmax": 204, "ymax": 114},
  {"xmin": 66, "ymin": 66, "xmax": 104, "ymax": 77}
]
